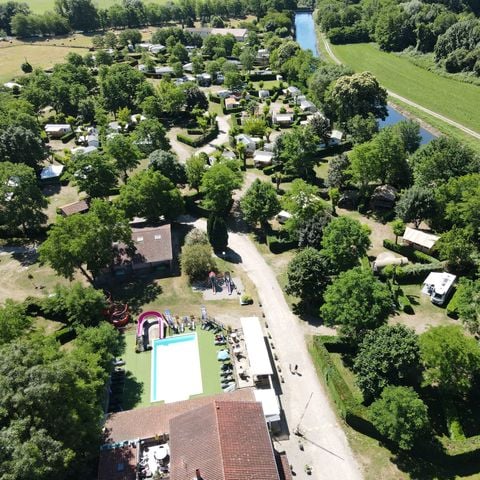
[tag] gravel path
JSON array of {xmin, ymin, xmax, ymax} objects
[{"xmin": 185, "ymin": 216, "xmax": 363, "ymax": 480}]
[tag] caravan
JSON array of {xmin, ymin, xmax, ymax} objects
[{"xmin": 422, "ymin": 272, "xmax": 456, "ymax": 306}]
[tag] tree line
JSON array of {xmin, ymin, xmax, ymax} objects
[
  {"xmin": 0, "ymin": 0, "xmax": 297, "ymax": 37},
  {"xmin": 316, "ymin": 0, "xmax": 480, "ymax": 76}
]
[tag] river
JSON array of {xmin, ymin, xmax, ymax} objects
[{"xmin": 294, "ymin": 11, "xmax": 435, "ymax": 144}]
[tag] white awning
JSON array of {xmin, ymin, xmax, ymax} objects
[
  {"xmin": 254, "ymin": 388, "xmax": 280, "ymax": 422},
  {"xmin": 240, "ymin": 317, "xmax": 273, "ymax": 376},
  {"xmin": 403, "ymin": 227, "xmax": 439, "ymax": 250}
]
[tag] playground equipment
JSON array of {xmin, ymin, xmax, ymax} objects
[
  {"xmin": 224, "ymin": 271, "xmax": 235, "ymax": 295},
  {"xmin": 103, "ymin": 291, "xmax": 130, "ymax": 328},
  {"xmin": 135, "ymin": 311, "xmax": 170, "ymax": 352}
]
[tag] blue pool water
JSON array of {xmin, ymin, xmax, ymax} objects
[{"xmin": 295, "ymin": 12, "xmax": 319, "ymax": 58}]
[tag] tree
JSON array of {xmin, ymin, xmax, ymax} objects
[
  {"xmin": 240, "ymin": 179, "xmax": 281, "ymax": 228},
  {"xmin": 155, "ymin": 79, "xmax": 186, "ymax": 115},
  {"xmin": 39, "ymin": 200, "xmax": 131, "ymax": 282},
  {"xmin": 243, "ymin": 117, "xmax": 267, "ymax": 137},
  {"xmin": 375, "ymin": 8, "xmax": 415, "ymax": 52},
  {"xmin": 104, "ymin": 134, "xmax": 141, "ymax": 181},
  {"xmin": 132, "ymin": 118, "xmax": 170, "ymax": 155},
  {"xmin": 309, "ymin": 114, "xmax": 331, "ymax": 146},
  {"xmin": 321, "ymin": 216, "xmax": 371, "ymax": 273},
  {"xmin": 0, "ymin": 162, "xmax": 47, "ymax": 233},
  {"xmin": 308, "ymin": 63, "xmax": 353, "ymax": 106},
  {"xmin": 207, "ymin": 214, "xmax": 228, "ymax": 252},
  {"xmin": 54, "ymin": 0, "xmax": 98, "ymax": 30},
  {"xmin": 239, "ymin": 47, "xmax": 255, "ymax": 73},
  {"xmin": 0, "ymin": 125, "xmax": 45, "ymax": 169},
  {"xmin": 286, "ymin": 248, "xmax": 330, "ymax": 305},
  {"xmin": 348, "ymin": 140, "xmax": 381, "ymax": 192},
  {"xmin": 148, "ymin": 149, "xmax": 186, "ymax": 185},
  {"xmin": 393, "ymin": 120, "xmax": 421, "ymax": 154},
  {"xmin": 99, "ymin": 63, "xmax": 146, "ymax": 113},
  {"xmin": 395, "ymin": 185, "xmax": 435, "ymax": 228},
  {"xmin": 455, "ymin": 279, "xmax": 480, "ymax": 335},
  {"xmin": 326, "ymin": 154, "xmax": 350, "ymax": 189},
  {"xmin": 0, "ymin": 300, "xmax": 32, "ymax": 345},
  {"xmin": 43, "ymin": 282, "xmax": 107, "ymax": 328},
  {"xmin": 346, "ymin": 113, "xmax": 378, "ymax": 144},
  {"xmin": 180, "ymin": 243, "xmax": 216, "ymax": 282},
  {"xmin": 410, "ymin": 137, "xmax": 480, "ymax": 187},
  {"xmin": 281, "ymin": 179, "xmax": 327, "ymax": 238},
  {"xmin": 354, "ymin": 324, "xmax": 420, "ymax": 401},
  {"xmin": 184, "ymin": 228, "xmax": 208, "ymax": 246},
  {"xmin": 419, "ymin": 325, "xmax": 480, "ymax": 397},
  {"xmin": 324, "ymin": 72, "xmax": 388, "ymax": 124},
  {"xmin": 320, "ymin": 267, "xmax": 392, "ymax": 341},
  {"xmin": 72, "ymin": 152, "xmax": 117, "ymax": 198},
  {"xmin": 186, "ymin": 154, "xmax": 207, "ymax": 192},
  {"xmin": 117, "ymin": 170, "xmax": 184, "ymax": 222},
  {"xmin": 370, "ymin": 386, "xmax": 429, "ymax": 450},
  {"xmin": 200, "ymin": 163, "xmax": 242, "ymax": 214},
  {"xmin": 298, "ymin": 211, "xmax": 331, "ymax": 249},
  {"xmin": 224, "ymin": 71, "xmax": 244, "ymax": 90},
  {"xmin": 435, "ymin": 227, "xmax": 477, "ymax": 273},
  {"xmin": 390, "ymin": 219, "xmax": 406, "ymax": 244}
]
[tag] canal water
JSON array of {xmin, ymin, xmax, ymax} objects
[{"xmin": 294, "ymin": 11, "xmax": 435, "ymax": 144}]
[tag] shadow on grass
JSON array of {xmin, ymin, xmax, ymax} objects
[
  {"xmin": 110, "ymin": 279, "xmax": 163, "ymax": 315},
  {"xmin": 122, "ymin": 371, "xmax": 145, "ymax": 410}
]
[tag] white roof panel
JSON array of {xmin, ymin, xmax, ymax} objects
[
  {"xmin": 403, "ymin": 227, "xmax": 439, "ymax": 249},
  {"xmin": 240, "ymin": 317, "xmax": 273, "ymax": 376},
  {"xmin": 254, "ymin": 388, "xmax": 280, "ymax": 422}
]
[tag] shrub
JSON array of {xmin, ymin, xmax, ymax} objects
[
  {"xmin": 446, "ymin": 288, "xmax": 460, "ymax": 318},
  {"xmin": 177, "ymin": 124, "xmax": 219, "ymax": 148},
  {"xmin": 180, "ymin": 243, "xmax": 216, "ymax": 282},
  {"xmin": 61, "ymin": 131, "xmax": 76, "ymax": 143},
  {"xmin": 266, "ymin": 232, "xmax": 296, "ymax": 254}
]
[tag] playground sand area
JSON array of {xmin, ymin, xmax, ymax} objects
[{"xmin": 193, "ymin": 276, "xmax": 244, "ymax": 301}]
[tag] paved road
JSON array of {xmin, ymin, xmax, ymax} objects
[
  {"xmin": 321, "ymin": 33, "xmax": 480, "ymax": 141},
  {"xmin": 186, "ymin": 217, "xmax": 363, "ymax": 480}
]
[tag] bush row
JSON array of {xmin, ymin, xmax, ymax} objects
[
  {"xmin": 381, "ymin": 261, "xmax": 445, "ymax": 284},
  {"xmin": 61, "ymin": 131, "xmax": 76, "ymax": 143},
  {"xmin": 177, "ymin": 124, "xmax": 219, "ymax": 147},
  {"xmin": 266, "ymin": 232, "xmax": 296, "ymax": 254},
  {"xmin": 383, "ymin": 239, "xmax": 437, "ymax": 264},
  {"xmin": 446, "ymin": 288, "xmax": 460, "ymax": 318}
]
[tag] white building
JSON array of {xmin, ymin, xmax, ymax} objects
[{"xmin": 44, "ymin": 124, "xmax": 72, "ymax": 139}]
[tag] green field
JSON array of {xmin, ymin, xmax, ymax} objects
[
  {"xmin": 25, "ymin": 0, "xmax": 169, "ymax": 13},
  {"xmin": 330, "ymin": 42, "xmax": 480, "ymax": 134}
]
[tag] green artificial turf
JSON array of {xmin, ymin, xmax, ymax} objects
[
  {"xmin": 121, "ymin": 326, "xmax": 223, "ymax": 409},
  {"xmin": 330, "ymin": 42, "xmax": 480, "ymax": 134}
]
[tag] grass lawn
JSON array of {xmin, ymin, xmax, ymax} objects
[
  {"xmin": 0, "ymin": 43, "xmax": 90, "ymax": 83},
  {"xmin": 330, "ymin": 42, "xmax": 480, "ymax": 135},
  {"xmin": 121, "ymin": 325, "xmax": 223, "ymax": 409}
]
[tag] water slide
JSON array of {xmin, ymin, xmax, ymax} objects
[{"xmin": 137, "ymin": 311, "xmax": 169, "ymax": 339}]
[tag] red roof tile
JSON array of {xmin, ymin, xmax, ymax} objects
[
  {"xmin": 169, "ymin": 400, "xmax": 281, "ymax": 480},
  {"xmin": 98, "ymin": 446, "xmax": 137, "ymax": 480}
]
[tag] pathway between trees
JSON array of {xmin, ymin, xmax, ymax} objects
[
  {"xmin": 187, "ymin": 217, "xmax": 363, "ymax": 480},
  {"xmin": 320, "ymin": 33, "xmax": 480, "ymax": 141}
]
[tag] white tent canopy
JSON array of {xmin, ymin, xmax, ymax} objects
[
  {"xmin": 254, "ymin": 388, "xmax": 280, "ymax": 422},
  {"xmin": 403, "ymin": 227, "xmax": 439, "ymax": 250},
  {"xmin": 40, "ymin": 164, "xmax": 64, "ymax": 180},
  {"xmin": 240, "ymin": 317, "xmax": 273, "ymax": 376}
]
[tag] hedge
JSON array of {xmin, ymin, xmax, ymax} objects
[
  {"xmin": 61, "ymin": 131, "xmax": 76, "ymax": 143},
  {"xmin": 221, "ymin": 97, "xmax": 243, "ymax": 115},
  {"xmin": 208, "ymin": 93, "xmax": 221, "ymax": 103},
  {"xmin": 176, "ymin": 124, "xmax": 219, "ymax": 147},
  {"xmin": 248, "ymin": 72, "xmax": 277, "ymax": 82},
  {"xmin": 393, "ymin": 262, "xmax": 445, "ymax": 284},
  {"xmin": 383, "ymin": 239, "xmax": 437, "ymax": 264},
  {"xmin": 446, "ymin": 287, "xmax": 460, "ymax": 318},
  {"xmin": 266, "ymin": 232, "xmax": 296, "ymax": 254}
]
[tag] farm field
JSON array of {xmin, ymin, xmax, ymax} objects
[
  {"xmin": 0, "ymin": 43, "xmax": 90, "ymax": 82},
  {"xmin": 330, "ymin": 42, "xmax": 480, "ymax": 134}
]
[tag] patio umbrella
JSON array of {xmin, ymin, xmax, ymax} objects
[{"xmin": 217, "ymin": 350, "xmax": 230, "ymax": 361}]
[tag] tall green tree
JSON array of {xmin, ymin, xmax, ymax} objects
[
  {"xmin": 39, "ymin": 200, "xmax": 131, "ymax": 282},
  {"xmin": 0, "ymin": 125, "xmax": 45, "ymax": 169},
  {"xmin": 131, "ymin": 118, "xmax": 170, "ymax": 155},
  {"xmin": 148, "ymin": 149, "xmax": 186, "ymax": 185},
  {"xmin": 207, "ymin": 214, "xmax": 228, "ymax": 252},
  {"xmin": 395, "ymin": 185, "xmax": 435, "ymax": 229},
  {"xmin": 419, "ymin": 325, "xmax": 480, "ymax": 397},
  {"xmin": 320, "ymin": 267, "xmax": 392, "ymax": 341},
  {"xmin": 354, "ymin": 324, "xmax": 420, "ymax": 401},
  {"xmin": 104, "ymin": 135, "xmax": 141, "ymax": 181},
  {"xmin": 117, "ymin": 170, "xmax": 184, "ymax": 222},
  {"xmin": 286, "ymin": 248, "xmax": 330, "ymax": 305},
  {"xmin": 0, "ymin": 162, "xmax": 47, "ymax": 233},
  {"xmin": 72, "ymin": 152, "xmax": 117, "ymax": 198},
  {"xmin": 240, "ymin": 179, "xmax": 281, "ymax": 228},
  {"xmin": 0, "ymin": 300, "xmax": 32, "ymax": 345},
  {"xmin": 200, "ymin": 163, "xmax": 242, "ymax": 215},
  {"xmin": 180, "ymin": 243, "xmax": 216, "ymax": 282},
  {"xmin": 186, "ymin": 154, "xmax": 207, "ymax": 192},
  {"xmin": 321, "ymin": 216, "xmax": 371, "ymax": 273},
  {"xmin": 435, "ymin": 227, "xmax": 477, "ymax": 273},
  {"xmin": 370, "ymin": 386, "xmax": 429, "ymax": 450},
  {"xmin": 454, "ymin": 279, "xmax": 480, "ymax": 335},
  {"xmin": 324, "ymin": 72, "xmax": 388, "ymax": 124}
]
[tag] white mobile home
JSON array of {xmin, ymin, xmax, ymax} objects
[
  {"xmin": 422, "ymin": 272, "xmax": 456, "ymax": 306},
  {"xmin": 45, "ymin": 124, "xmax": 72, "ymax": 139}
]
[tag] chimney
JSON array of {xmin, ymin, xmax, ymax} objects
[{"xmin": 195, "ymin": 468, "xmax": 203, "ymax": 480}]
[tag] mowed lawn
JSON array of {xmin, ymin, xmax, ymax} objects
[
  {"xmin": 26, "ymin": 0, "xmax": 170, "ymax": 13},
  {"xmin": 331, "ymin": 42, "xmax": 480, "ymax": 133},
  {"xmin": 0, "ymin": 43, "xmax": 90, "ymax": 82}
]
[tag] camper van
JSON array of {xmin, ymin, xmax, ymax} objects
[{"xmin": 422, "ymin": 272, "xmax": 456, "ymax": 306}]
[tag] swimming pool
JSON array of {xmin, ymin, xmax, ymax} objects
[{"xmin": 151, "ymin": 333, "xmax": 203, "ymax": 403}]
